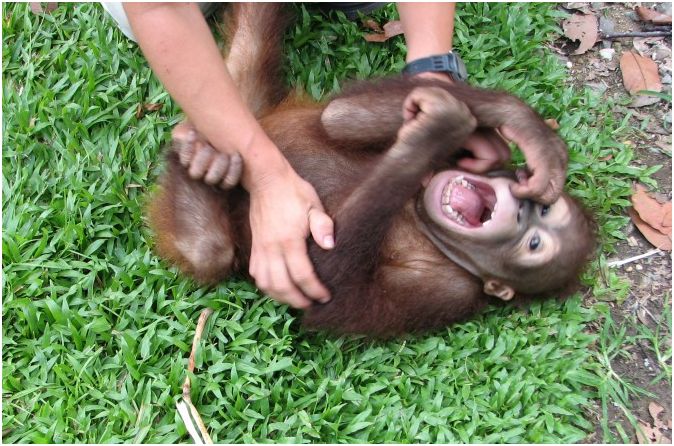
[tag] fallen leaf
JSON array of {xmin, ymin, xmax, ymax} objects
[
  {"xmin": 636, "ymin": 6, "xmax": 672, "ymax": 25},
  {"xmin": 632, "ymin": 37, "xmax": 663, "ymax": 58},
  {"xmin": 637, "ymin": 420, "xmax": 664, "ymax": 444},
  {"xmin": 632, "ymin": 184, "xmax": 672, "ymax": 235},
  {"xmin": 362, "ymin": 19, "xmax": 382, "ymax": 33},
  {"xmin": 629, "ymin": 208, "xmax": 672, "ymax": 251},
  {"xmin": 562, "ymin": 13, "xmax": 598, "ymax": 55},
  {"xmin": 649, "ymin": 402, "xmax": 667, "ymax": 430},
  {"xmin": 30, "ymin": 2, "xmax": 57, "ymax": 14},
  {"xmin": 638, "ymin": 307, "xmax": 651, "ymax": 325},
  {"xmin": 135, "ymin": 102, "xmax": 163, "ymax": 119},
  {"xmin": 662, "ymin": 204, "xmax": 672, "ymax": 230},
  {"xmin": 544, "ymin": 118, "xmax": 560, "ymax": 130},
  {"xmin": 363, "ymin": 20, "xmax": 403, "ymax": 43},
  {"xmin": 620, "ymin": 51, "xmax": 663, "ymax": 95},
  {"xmin": 598, "ymin": 154, "xmax": 613, "ymax": 161},
  {"xmin": 564, "ymin": 2, "xmax": 595, "ymax": 14},
  {"xmin": 629, "ymin": 95, "xmax": 662, "ymax": 108},
  {"xmin": 144, "ymin": 103, "xmax": 163, "ymax": 113},
  {"xmin": 383, "ymin": 20, "xmax": 404, "ymax": 38},
  {"xmin": 655, "ymin": 141, "xmax": 672, "ymax": 155},
  {"xmin": 364, "ymin": 33, "xmax": 389, "ymax": 42}
]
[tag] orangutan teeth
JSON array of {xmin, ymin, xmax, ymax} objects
[
  {"xmin": 442, "ymin": 204, "xmax": 467, "ymax": 225},
  {"xmin": 442, "ymin": 176, "xmax": 476, "ymax": 206}
]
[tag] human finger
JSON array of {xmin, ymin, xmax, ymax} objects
[
  {"xmin": 308, "ymin": 207, "xmax": 335, "ymax": 250},
  {"xmin": 284, "ymin": 239, "xmax": 330, "ymax": 303},
  {"xmin": 265, "ymin": 252, "xmax": 313, "ymax": 309}
]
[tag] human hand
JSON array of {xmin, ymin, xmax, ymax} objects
[
  {"xmin": 247, "ymin": 163, "xmax": 334, "ymax": 308},
  {"xmin": 172, "ymin": 121, "xmax": 243, "ymax": 189}
]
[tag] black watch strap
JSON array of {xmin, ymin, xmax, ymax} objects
[{"xmin": 403, "ymin": 52, "xmax": 468, "ymax": 82}]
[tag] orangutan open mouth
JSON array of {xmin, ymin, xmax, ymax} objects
[{"xmin": 441, "ymin": 175, "xmax": 497, "ymax": 227}]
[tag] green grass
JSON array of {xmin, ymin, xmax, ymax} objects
[{"xmin": 2, "ymin": 3, "xmax": 658, "ymax": 443}]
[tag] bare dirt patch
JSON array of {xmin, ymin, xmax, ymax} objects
[{"xmin": 556, "ymin": 2, "xmax": 672, "ymax": 442}]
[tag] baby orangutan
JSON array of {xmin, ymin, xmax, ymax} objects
[{"xmin": 147, "ymin": 4, "xmax": 596, "ymax": 336}]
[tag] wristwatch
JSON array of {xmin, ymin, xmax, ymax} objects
[{"xmin": 403, "ymin": 52, "xmax": 468, "ymax": 82}]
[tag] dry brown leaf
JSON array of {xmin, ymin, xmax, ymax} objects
[
  {"xmin": 362, "ymin": 19, "xmax": 382, "ymax": 33},
  {"xmin": 383, "ymin": 20, "xmax": 404, "ymax": 38},
  {"xmin": 30, "ymin": 2, "xmax": 58, "ymax": 14},
  {"xmin": 364, "ymin": 33, "xmax": 389, "ymax": 43},
  {"xmin": 364, "ymin": 20, "xmax": 403, "ymax": 43},
  {"xmin": 565, "ymin": 2, "xmax": 595, "ymax": 14},
  {"xmin": 629, "ymin": 208, "xmax": 672, "ymax": 251},
  {"xmin": 637, "ymin": 420, "xmax": 664, "ymax": 444},
  {"xmin": 662, "ymin": 204, "xmax": 672, "ymax": 229},
  {"xmin": 655, "ymin": 141, "xmax": 672, "ymax": 156},
  {"xmin": 649, "ymin": 402, "xmax": 667, "ymax": 430},
  {"xmin": 545, "ymin": 118, "xmax": 560, "ymax": 130},
  {"xmin": 135, "ymin": 102, "xmax": 163, "ymax": 119},
  {"xmin": 636, "ymin": 6, "xmax": 672, "ymax": 25},
  {"xmin": 632, "ymin": 184, "xmax": 672, "ymax": 236},
  {"xmin": 562, "ymin": 13, "xmax": 598, "ymax": 55},
  {"xmin": 144, "ymin": 103, "xmax": 163, "ymax": 113},
  {"xmin": 620, "ymin": 51, "xmax": 663, "ymax": 95}
]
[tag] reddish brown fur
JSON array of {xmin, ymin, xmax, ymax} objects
[
  {"xmin": 146, "ymin": 4, "xmax": 596, "ymax": 337},
  {"xmin": 220, "ymin": 3, "xmax": 290, "ymax": 117}
]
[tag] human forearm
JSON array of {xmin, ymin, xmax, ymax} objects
[
  {"xmin": 398, "ymin": 2, "xmax": 455, "ymax": 62},
  {"xmin": 124, "ymin": 2, "xmax": 286, "ymax": 189}
]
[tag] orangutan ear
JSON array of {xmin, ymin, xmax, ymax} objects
[{"xmin": 483, "ymin": 279, "xmax": 515, "ymax": 301}]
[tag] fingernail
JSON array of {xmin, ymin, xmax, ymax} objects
[
  {"xmin": 323, "ymin": 236, "xmax": 335, "ymax": 249},
  {"xmin": 320, "ymin": 296, "xmax": 331, "ymax": 304}
]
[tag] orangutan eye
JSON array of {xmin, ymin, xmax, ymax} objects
[
  {"xmin": 540, "ymin": 205, "xmax": 550, "ymax": 217},
  {"xmin": 529, "ymin": 234, "xmax": 541, "ymax": 251}
]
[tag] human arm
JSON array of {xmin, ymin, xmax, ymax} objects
[
  {"xmin": 124, "ymin": 3, "xmax": 334, "ymax": 307},
  {"xmin": 397, "ymin": 3, "xmax": 564, "ymax": 202}
]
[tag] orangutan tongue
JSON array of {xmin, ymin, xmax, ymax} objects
[{"xmin": 449, "ymin": 184, "xmax": 485, "ymax": 226}]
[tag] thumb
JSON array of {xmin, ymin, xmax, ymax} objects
[{"xmin": 308, "ymin": 206, "xmax": 335, "ymax": 250}]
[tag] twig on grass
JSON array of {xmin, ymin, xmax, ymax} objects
[
  {"xmin": 177, "ymin": 308, "xmax": 214, "ymax": 444},
  {"xmin": 607, "ymin": 249, "xmax": 663, "ymax": 267},
  {"xmin": 600, "ymin": 31, "xmax": 671, "ymax": 40}
]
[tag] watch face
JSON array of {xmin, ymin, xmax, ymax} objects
[{"xmin": 448, "ymin": 53, "xmax": 468, "ymax": 81}]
